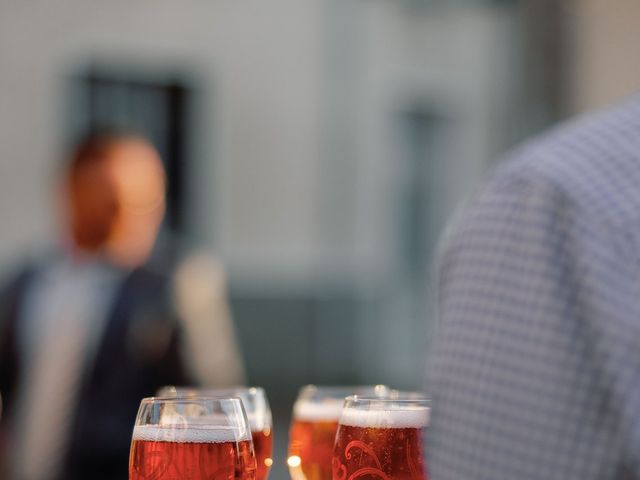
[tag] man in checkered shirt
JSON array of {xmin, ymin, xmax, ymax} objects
[{"xmin": 426, "ymin": 95, "xmax": 640, "ymax": 479}]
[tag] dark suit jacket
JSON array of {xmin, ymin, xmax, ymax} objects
[{"xmin": 0, "ymin": 261, "xmax": 192, "ymax": 480}]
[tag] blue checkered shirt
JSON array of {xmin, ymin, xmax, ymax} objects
[{"xmin": 426, "ymin": 95, "xmax": 640, "ymax": 480}]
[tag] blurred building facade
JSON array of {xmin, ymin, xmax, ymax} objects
[{"xmin": 0, "ymin": 0, "xmax": 522, "ymax": 388}]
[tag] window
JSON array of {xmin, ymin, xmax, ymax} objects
[{"xmin": 67, "ymin": 65, "xmax": 194, "ymax": 232}]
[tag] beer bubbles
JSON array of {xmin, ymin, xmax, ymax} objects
[
  {"xmin": 287, "ymin": 385, "xmax": 389, "ymax": 480},
  {"xmin": 157, "ymin": 386, "xmax": 273, "ymax": 480},
  {"xmin": 332, "ymin": 396, "xmax": 430, "ymax": 480},
  {"xmin": 129, "ymin": 397, "xmax": 257, "ymax": 480}
]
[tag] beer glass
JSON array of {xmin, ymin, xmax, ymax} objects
[
  {"xmin": 288, "ymin": 385, "xmax": 388, "ymax": 480},
  {"xmin": 129, "ymin": 397, "xmax": 257, "ymax": 480},
  {"xmin": 159, "ymin": 386, "xmax": 273, "ymax": 480},
  {"xmin": 332, "ymin": 396, "xmax": 430, "ymax": 480}
]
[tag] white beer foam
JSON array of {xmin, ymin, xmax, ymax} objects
[
  {"xmin": 133, "ymin": 425, "xmax": 251, "ymax": 443},
  {"xmin": 293, "ymin": 399, "xmax": 344, "ymax": 422},
  {"xmin": 339, "ymin": 407, "xmax": 429, "ymax": 429}
]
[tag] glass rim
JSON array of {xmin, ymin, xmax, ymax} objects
[
  {"xmin": 155, "ymin": 387, "xmax": 273, "ymax": 431},
  {"xmin": 299, "ymin": 384, "xmax": 387, "ymax": 392},
  {"xmin": 388, "ymin": 390, "xmax": 430, "ymax": 398},
  {"xmin": 139, "ymin": 395, "xmax": 246, "ymax": 405},
  {"xmin": 345, "ymin": 395, "xmax": 430, "ymax": 406},
  {"xmin": 200, "ymin": 386, "xmax": 266, "ymax": 397},
  {"xmin": 297, "ymin": 384, "xmax": 389, "ymax": 400},
  {"xmin": 161, "ymin": 385, "xmax": 266, "ymax": 395},
  {"xmin": 133, "ymin": 394, "xmax": 255, "ymax": 444}
]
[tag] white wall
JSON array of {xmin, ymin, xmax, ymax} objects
[{"xmin": 329, "ymin": 2, "xmax": 520, "ymax": 386}]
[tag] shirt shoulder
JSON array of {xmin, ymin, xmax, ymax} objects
[{"xmin": 488, "ymin": 95, "xmax": 640, "ymax": 230}]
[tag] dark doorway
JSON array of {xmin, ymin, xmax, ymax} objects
[
  {"xmin": 398, "ymin": 107, "xmax": 450, "ymax": 286},
  {"xmin": 67, "ymin": 65, "xmax": 194, "ymax": 233}
]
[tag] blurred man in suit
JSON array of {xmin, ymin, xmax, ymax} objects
[{"xmin": 0, "ymin": 132, "xmax": 244, "ymax": 480}]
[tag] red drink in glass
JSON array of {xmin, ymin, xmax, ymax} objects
[
  {"xmin": 130, "ymin": 425, "xmax": 256, "ymax": 480},
  {"xmin": 251, "ymin": 427, "xmax": 273, "ymax": 480},
  {"xmin": 288, "ymin": 399, "xmax": 343, "ymax": 480},
  {"xmin": 158, "ymin": 387, "xmax": 272, "ymax": 480},
  {"xmin": 332, "ymin": 401, "xmax": 429, "ymax": 480},
  {"xmin": 288, "ymin": 386, "xmax": 389, "ymax": 480}
]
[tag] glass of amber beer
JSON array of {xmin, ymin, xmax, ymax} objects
[
  {"xmin": 288, "ymin": 385, "xmax": 388, "ymax": 480},
  {"xmin": 332, "ymin": 396, "xmax": 429, "ymax": 480},
  {"xmin": 159, "ymin": 386, "xmax": 273, "ymax": 480},
  {"xmin": 129, "ymin": 397, "xmax": 257, "ymax": 480}
]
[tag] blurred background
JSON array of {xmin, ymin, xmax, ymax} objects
[{"xmin": 0, "ymin": 0, "xmax": 639, "ymax": 477}]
